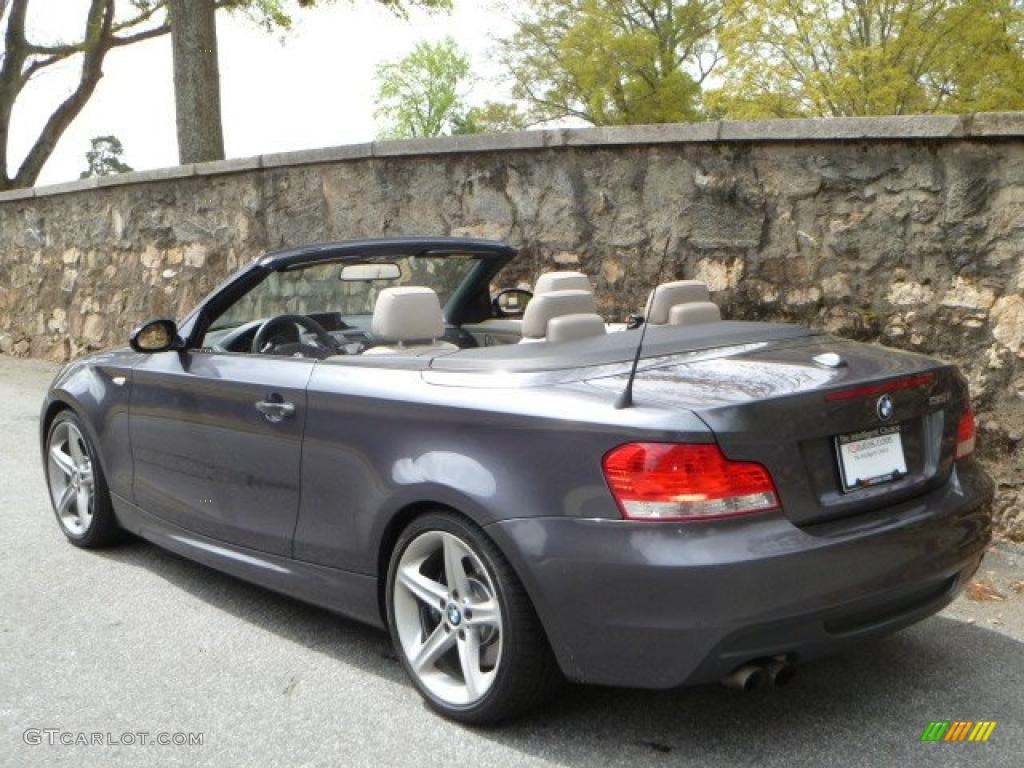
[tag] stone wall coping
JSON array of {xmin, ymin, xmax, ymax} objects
[{"xmin": 8, "ymin": 112, "xmax": 1023, "ymax": 202}]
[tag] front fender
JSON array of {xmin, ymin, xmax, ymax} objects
[{"xmin": 40, "ymin": 350, "xmax": 137, "ymax": 499}]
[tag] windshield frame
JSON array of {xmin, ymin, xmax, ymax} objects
[{"xmin": 177, "ymin": 238, "xmax": 516, "ymax": 350}]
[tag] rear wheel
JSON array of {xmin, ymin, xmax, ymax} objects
[
  {"xmin": 45, "ymin": 411, "xmax": 123, "ymax": 548},
  {"xmin": 385, "ymin": 512, "xmax": 559, "ymax": 724}
]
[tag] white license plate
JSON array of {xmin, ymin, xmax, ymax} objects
[{"xmin": 836, "ymin": 425, "xmax": 907, "ymax": 492}]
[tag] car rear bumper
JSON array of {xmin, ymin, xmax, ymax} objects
[{"xmin": 486, "ymin": 461, "xmax": 993, "ymax": 688}]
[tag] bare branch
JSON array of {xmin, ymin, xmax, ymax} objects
[
  {"xmin": 111, "ymin": 22, "xmax": 170, "ymax": 47},
  {"xmin": 13, "ymin": 0, "xmax": 115, "ymax": 187}
]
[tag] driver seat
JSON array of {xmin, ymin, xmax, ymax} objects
[{"xmin": 363, "ymin": 286, "xmax": 458, "ymax": 356}]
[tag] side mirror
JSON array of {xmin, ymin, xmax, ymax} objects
[
  {"xmin": 130, "ymin": 319, "xmax": 183, "ymax": 353},
  {"xmin": 492, "ymin": 288, "xmax": 533, "ymax": 318}
]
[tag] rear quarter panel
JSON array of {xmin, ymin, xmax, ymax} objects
[{"xmin": 293, "ymin": 361, "xmax": 711, "ymax": 575}]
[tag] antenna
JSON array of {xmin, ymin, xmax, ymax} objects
[
  {"xmin": 615, "ymin": 241, "xmax": 671, "ymax": 409},
  {"xmin": 614, "ymin": 287, "xmax": 657, "ymax": 409}
]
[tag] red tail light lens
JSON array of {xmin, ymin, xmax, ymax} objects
[
  {"xmin": 956, "ymin": 408, "xmax": 976, "ymax": 460},
  {"xmin": 602, "ymin": 443, "xmax": 780, "ymax": 521},
  {"xmin": 824, "ymin": 373, "xmax": 936, "ymax": 402}
]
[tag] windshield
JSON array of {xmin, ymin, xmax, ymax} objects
[{"xmin": 210, "ymin": 254, "xmax": 481, "ymax": 331}]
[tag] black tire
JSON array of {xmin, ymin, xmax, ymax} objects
[
  {"xmin": 45, "ymin": 410, "xmax": 125, "ymax": 548},
  {"xmin": 385, "ymin": 511, "xmax": 561, "ymax": 725}
]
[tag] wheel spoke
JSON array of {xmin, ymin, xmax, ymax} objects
[
  {"xmin": 50, "ymin": 446, "xmax": 76, "ymax": 478},
  {"xmin": 68, "ymin": 435, "xmax": 85, "ymax": 466},
  {"xmin": 398, "ymin": 564, "xmax": 448, "ymax": 609},
  {"xmin": 76, "ymin": 486, "xmax": 91, "ymax": 519},
  {"xmin": 443, "ymin": 534, "xmax": 471, "ymax": 596},
  {"xmin": 56, "ymin": 484, "xmax": 75, "ymax": 517},
  {"xmin": 465, "ymin": 599, "xmax": 500, "ymax": 630},
  {"xmin": 457, "ymin": 629, "xmax": 483, "ymax": 700},
  {"xmin": 411, "ymin": 623, "xmax": 455, "ymax": 673}
]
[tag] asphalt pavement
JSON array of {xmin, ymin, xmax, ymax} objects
[{"xmin": 1, "ymin": 357, "xmax": 1021, "ymax": 768}]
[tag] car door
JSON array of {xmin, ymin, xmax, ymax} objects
[{"xmin": 129, "ymin": 350, "xmax": 314, "ymax": 556}]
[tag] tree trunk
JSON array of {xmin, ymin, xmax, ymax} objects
[{"xmin": 169, "ymin": 0, "xmax": 225, "ymax": 164}]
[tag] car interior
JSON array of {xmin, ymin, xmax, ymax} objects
[{"xmin": 199, "ymin": 253, "xmax": 722, "ymax": 360}]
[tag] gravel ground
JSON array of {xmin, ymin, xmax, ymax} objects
[{"xmin": 1, "ymin": 357, "xmax": 1021, "ymax": 768}]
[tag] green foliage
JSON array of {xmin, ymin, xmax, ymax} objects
[
  {"xmin": 711, "ymin": 0, "xmax": 1024, "ymax": 118},
  {"xmin": 80, "ymin": 136, "xmax": 134, "ymax": 178},
  {"xmin": 374, "ymin": 37, "xmax": 473, "ymax": 138},
  {"xmin": 452, "ymin": 102, "xmax": 529, "ymax": 134},
  {"xmin": 500, "ymin": 0, "xmax": 722, "ymax": 125},
  {"xmin": 220, "ymin": 0, "xmax": 451, "ymax": 31}
]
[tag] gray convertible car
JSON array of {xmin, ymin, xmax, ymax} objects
[{"xmin": 41, "ymin": 237, "xmax": 993, "ymax": 723}]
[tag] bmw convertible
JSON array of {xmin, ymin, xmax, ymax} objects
[{"xmin": 40, "ymin": 237, "xmax": 993, "ymax": 723}]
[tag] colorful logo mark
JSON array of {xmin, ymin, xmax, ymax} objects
[{"xmin": 920, "ymin": 721, "xmax": 997, "ymax": 742}]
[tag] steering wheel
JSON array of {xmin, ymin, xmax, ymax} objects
[{"xmin": 251, "ymin": 314, "xmax": 339, "ymax": 358}]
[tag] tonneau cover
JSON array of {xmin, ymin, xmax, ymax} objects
[{"xmin": 430, "ymin": 321, "xmax": 814, "ymax": 373}]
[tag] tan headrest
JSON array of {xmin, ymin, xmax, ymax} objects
[
  {"xmin": 534, "ymin": 271, "xmax": 593, "ymax": 295},
  {"xmin": 647, "ymin": 280, "xmax": 711, "ymax": 325},
  {"xmin": 370, "ymin": 286, "xmax": 445, "ymax": 342},
  {"xmin": 547, "ymin": 314, "xmax": 607, "ymax": 343},
  {"xmin": 668, "ymin": 301, "xmax": 721, "ymax": 326},
  {"xmin": 521, "ymin": 289, "xmax": 597, "ymax": 339}
]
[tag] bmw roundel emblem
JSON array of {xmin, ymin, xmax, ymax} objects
[{"xmin": 877, "ymin": 394, "xmax": 895, "ymax": 421}]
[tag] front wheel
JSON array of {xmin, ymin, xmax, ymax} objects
[
  {"xmin": 45, "ymin": 411, "xmax": 124, "ymax": 548},
  {"xmin": 385, "ymin": 512, "xmax": 560, "ymax": 724}
]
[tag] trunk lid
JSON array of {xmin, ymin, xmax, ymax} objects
[{"xmin": 591, "ymin": 335, "xmax": 968, "ymax": 527}]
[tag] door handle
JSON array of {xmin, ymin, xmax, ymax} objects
[{"xmin": 255, "ymin": 399, "xmax": 296, "ymax": 423}]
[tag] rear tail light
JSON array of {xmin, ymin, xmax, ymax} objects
[
  {"xmin": 956, "ymin": 407, "xmax": 976, "ymax": 460},
  {"xmin": 602, "ymin": 443, "xmax": 780, "ymax": 521}
]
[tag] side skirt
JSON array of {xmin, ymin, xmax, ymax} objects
[{"xmin": 112, "ymin": 494, "xmax": 384, "ymax": 629}]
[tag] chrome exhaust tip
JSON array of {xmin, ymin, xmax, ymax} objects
[
  {"xmin": 765, "ymin": 658, "xmax": 796, "ymax": 687},
  {"xmin": 721, "ymin": 663, "xmax": 770, "ymax": 692}
]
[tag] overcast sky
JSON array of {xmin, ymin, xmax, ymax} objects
[{"xmin": 11, "ymin": 1, "xmax": 517, "ymax": 185}]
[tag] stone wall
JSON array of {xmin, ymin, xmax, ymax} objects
[{"xmin": 0, "ymin": 114, "xmax": 1021, "ymax": 536}]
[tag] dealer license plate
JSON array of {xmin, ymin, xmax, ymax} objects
[{"xmin": 836, "ymin": 425, "xmax": 907, "ymax": 492}]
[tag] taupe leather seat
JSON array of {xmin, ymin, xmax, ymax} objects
[
  {"xmin": 533, "ymin": 270, "xmax": 594, "ymax": 295},
  {"xmin": 646, "ymin": 280, "xmax": 720, "ymax": 326},
  {"xmin": 364, "ymin": 286, "xmax": 458, "ymax": 355},
  {"xmin": 668, "ymin": 301, "xmax": 721, "ymax": 326},
  {"xmin": 462, "ymin": 272, "xmax": 597, "ymax": 347},
  {"xmin": 519, "ymin": 289, "xmax": 606, "ymax": 343}
]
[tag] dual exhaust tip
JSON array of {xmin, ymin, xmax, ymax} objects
[{"xmin": 721, "ymin": 658, "xmax": 795, "ymax": 692}]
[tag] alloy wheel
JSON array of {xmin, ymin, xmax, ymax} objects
[
  {"xmin": 392, "ymin": 530, "xmax": 503, "ymax": 706},
  {"xmin": 47, "ymin": 421, "xmax": 95, "ymax": 536}
]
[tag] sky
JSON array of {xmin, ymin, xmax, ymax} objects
[{"xmin": 9, "ymin": 1, "xmax": 518, "ymax": 186}]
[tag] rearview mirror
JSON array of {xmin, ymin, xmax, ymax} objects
[
  {"xmin": 340, "ymin": 263, "xmax": 401, "ymax": 281},
  {"xmin": 130, "ymin": 319, "xmax": 182, "ymax": 353}
]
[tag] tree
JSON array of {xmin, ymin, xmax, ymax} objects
[
  {"xmin": 170, "ymin": 0, "xmax": 225, "ymax": 163},
  {"xmin": 452, "ymin": 101, "xmax": 528, "ymax": 134},
  {"xmin": 499, "ymin": 0, "xmax": 723, "ymax": 126},
  {"xmin": 712, "ymin": 0, "xmax": 1024, "ymax": 118},
  {"xmin": 80, "ymin": 134, "xmax": 133, "ymax": 177},
  {"xmin": 0, "ymin": 0, "xmax": 171, "ymax": 191},
  {"xmin": 374, "ymin": 37, "xmax": 472, "ymax": 138},
  {"xmin": 171, "ymin": 0, "xmax": 452, "ymax": 162},
  {"xmin": 0, "ymin": 1, "xmax": 452, "ymax": 189}
]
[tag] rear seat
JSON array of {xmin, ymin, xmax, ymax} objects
[
  {"xmin": 646, "ymin": 280, "xmax": 721, "ymax": 326},
  {"xmin": 520, "ymin": 289, "xmax": 606, "ymax": 344}
]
